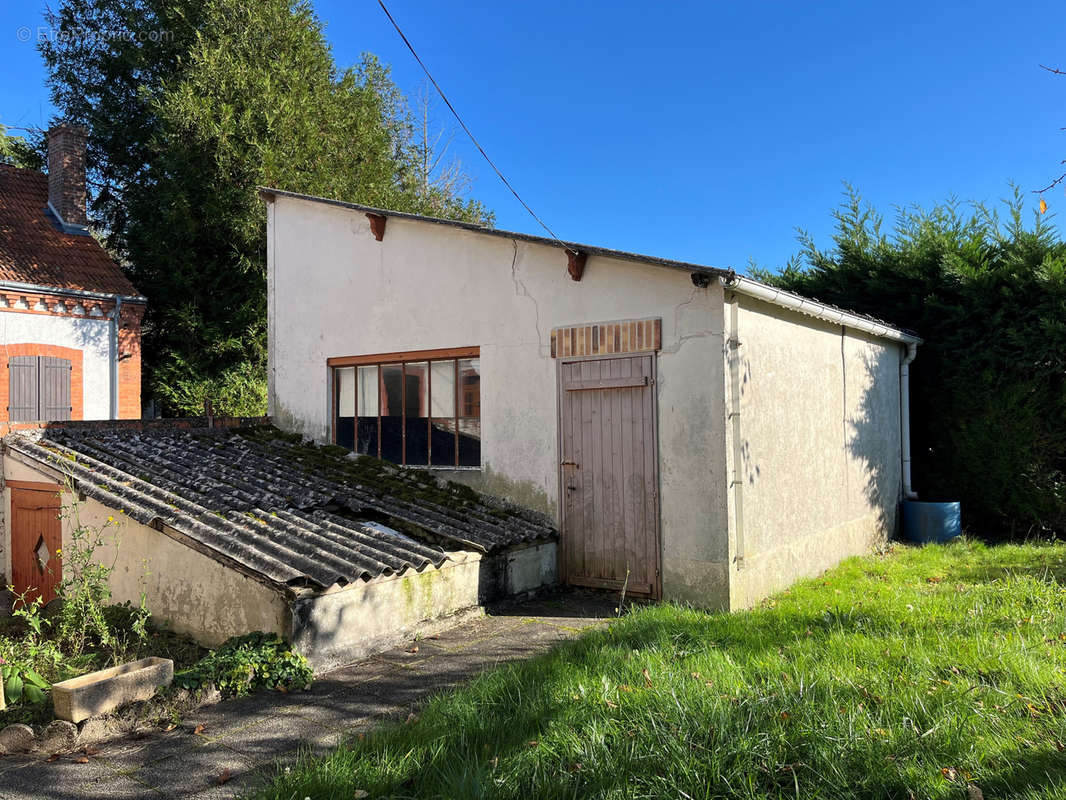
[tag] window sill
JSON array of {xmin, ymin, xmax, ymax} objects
[{"xmin": 402, "ymin": 464, "xmax": 482, "ymax": 472}]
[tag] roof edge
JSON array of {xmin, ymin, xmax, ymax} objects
[
  {"xmin": 2, "ymin": 436, "xmax": 296, "ymax": 597},
  {"xmin": 0, "ymin": 278, "xmax": 146, "ymax": 304},
  {"xmin": 723, "ymin": 275, "xmax": 922, "ymax": 345},
  {"xmin": 259, "ymin": 187, "xmax": 919, "ymax": 344},
  {"xmin": 259, "ymin": 187, "xmax": 734, "ymax": 279}
]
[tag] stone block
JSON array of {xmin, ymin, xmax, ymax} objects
[
  {"xmin": 0, "ymin": 723, "xmax": 35, "ymax": 753},
  {"xmin": 52, "ymin": 657, "xmax": 173, "ymax": 723},
  {"xmin": 39, "ymin": 719, "xmax": 77, "ymax": 753}
]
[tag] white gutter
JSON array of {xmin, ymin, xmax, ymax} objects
[
  {"xmin": 721, "ymin": 275, "xmax": 921, "ymax": 346},
  {"xmin": 720, "ymin": 274, "xmax": 921, "ymax": 499},
  {"xmin": 0, "ymin": 279, "xmax": 146, "ymax": 304}
]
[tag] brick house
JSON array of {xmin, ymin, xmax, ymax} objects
[{"xmin": 0, "ymin": 123, "xmax": 145, "ymax": 422}]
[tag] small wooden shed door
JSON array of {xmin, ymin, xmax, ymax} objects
[
  {"xmin": 10, "ymin": 486, "xmax": 63, "ymax": 604},
  {"xmin": 559, "ymin": 354, "xmax": 660, "ymax": 598}
]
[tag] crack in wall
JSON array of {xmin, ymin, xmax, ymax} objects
[
  {"xmin": 661, "ymin": 287, "xmax": 722, "ymax": 354},
  {"xmin": 508, "ymin": 240, "xmax": 544, "ymax": 350}
]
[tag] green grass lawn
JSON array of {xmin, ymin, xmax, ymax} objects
[{"xmin": 255, "ymin": 539, "xmax": 1066, "ymax": 799}]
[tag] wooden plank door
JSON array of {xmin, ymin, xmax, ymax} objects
[
  {"xmin": 559, "ymin": 354, "xmax": 660, "ymax": 598},
  {"xmin": 10, "ymin": 486, "xmax": 63, "ymax": 604}
]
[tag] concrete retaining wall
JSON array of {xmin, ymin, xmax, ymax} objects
[
  {"xmin": 290, "ymin": 540, "xmax": 558, "ymax": 672},
  {"xmin": 290, "ymin": 552, "xmax": 484, "ymax": 672}
]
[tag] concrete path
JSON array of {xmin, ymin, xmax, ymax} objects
[{"xmin": 0, "ymin": 594, "xmax": 613, "ymax": 800}]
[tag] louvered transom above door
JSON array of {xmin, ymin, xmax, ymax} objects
[
  {"xmin": 8, "ymin": 355, "xmax": 72, "ymax": 422},
  {"xmin": 558, "ymin": 354, "xmax": 661, "ymax": 598}
]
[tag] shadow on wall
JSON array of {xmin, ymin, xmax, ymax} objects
[
  {"xmin": 845, "ymin": 345, "xmax": 903, "ymax": 538},
  {"xmin": 0, "ymin": 309, "xmax": 113, "ymax": 353},
  {"xmin": 729, "ymin": 323, "xmax": 902, "ymax": 546}
]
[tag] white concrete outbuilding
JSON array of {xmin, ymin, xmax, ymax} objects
[{"xmin": 263, "ymin": 189, "xmax": 921, "ymax": 610}]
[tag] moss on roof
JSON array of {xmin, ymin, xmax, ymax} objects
[{"xmin": 232, "ymin": 426, "xmax": 535, "ymax": 522}]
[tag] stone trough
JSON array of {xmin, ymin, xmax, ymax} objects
[{"xmin": 51, "ymin": 657, "xmax": 174, "ymax": 723}]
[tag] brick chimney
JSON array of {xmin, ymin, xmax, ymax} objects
[{"xmin": 47, "ymin": 122, "xmax": 89, "ymax": 232}]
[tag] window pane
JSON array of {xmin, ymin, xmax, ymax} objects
[
  {"xmin": 357, "ymin": 418, "xmax": 378, "ymax": 457},
  {"xmin": 459, "ymin": 358, "xmax": 480, "ymax": 418},
  {"xmin": 380, "ymin": 364, "xmax": 403, "ymax": 463},
  {"xmin": 357, "ymin": 365, "xmax": 378, "ymax": 416},
  {"xmin": 430, "ymin": 361, "xmax": 455, "ymax": 418},
  {"xmin": 334, "ymin": 367, "xmax": 355, "ymax": 449},
  {"xmin": 356, "ymin": 366, "xmax": 378, "ymax": 456},
  {"xmin": 431, "ymin": 419, "xmax": 458, "ymax": 466},
  {"xmin": 404, "ymin": 362, "xmax": 429, "ymax": 466},
  {"xmin": 337, "ymin": 367, "xmax": 355, "ymax": 416},
  {"xmin": 430, "ymin": 360, "xmax": 457, "ymax": 467},
  {"xmin": 458, "ymin": 358, "xmax": 481, "ymax": 466},
  {"xmin": 458, "ymin": 419, "xmax": 481, "ymax": 467}
]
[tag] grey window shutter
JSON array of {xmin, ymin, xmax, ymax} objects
[
  {"xmin": 8, "ymin": 356, "xmax": 39, "ymax": 422},
  {"xmin": 39, "ymin": 357, "xmax": 72, "ymax": 421}
]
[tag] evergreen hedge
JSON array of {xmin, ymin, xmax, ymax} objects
[{"xmin": 755, "ymin": 189, "xmax": 1066, "ymax": 538}]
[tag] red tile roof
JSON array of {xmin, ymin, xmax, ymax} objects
[{"xmin": 0, "ymin": 164, "xmax": 142, "ymax": 298}]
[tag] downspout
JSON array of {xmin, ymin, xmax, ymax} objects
[
  {"xmin": 900, "ymin": 342, "xmax": 919, "ymax": 499},
  {"xmin": 727, "ymin": 292, "xmax": 745, "ymax": 569},
  {"xmin": 109, "ymin": 296, "xmax": 122, "ymax": 420}
]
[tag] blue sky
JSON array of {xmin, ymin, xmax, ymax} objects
[{"xmin": 2, "ymin": 0, "xmax": 1064, "ymax": 273}]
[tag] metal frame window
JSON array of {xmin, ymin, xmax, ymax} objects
[{"xmin": 328, "ymin": 347, "xmax": 480, "ymax": 468}]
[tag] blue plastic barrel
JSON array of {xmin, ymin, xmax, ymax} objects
[{"xmin": 902, "ymin": 501, "xmax": 962, "ymax": 543}]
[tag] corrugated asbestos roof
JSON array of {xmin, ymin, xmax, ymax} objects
[
  {"xmin": 0, "ymin": 165, "xmax": 142, "ymax": 297},
  {"xmin": 5, "ymin": 425, "xmax": 555, "ymax": 592}
]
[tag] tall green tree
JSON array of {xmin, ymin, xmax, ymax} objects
[
  {"xmin": 41, "ymin": 0, "xmax": 491, "ymax": 415},
  {"xmin": 755, "ymin": 189, "xmax": 1066, "ymax": 538}
]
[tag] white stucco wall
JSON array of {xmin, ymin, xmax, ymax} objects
[
  {"xmin": 267, "ymin": 195, "xmax": 731, "ymax": 606},
  {"xmin": 0, "ymin": 310, "xmax": 112, "ymax": 419},
  {"xmin": 723, "ymin": 293, "xmax": 904, "ymax": 608}
]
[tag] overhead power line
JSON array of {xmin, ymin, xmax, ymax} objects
[{"xmin": 376, "ymin": 0, "xmax": 563, "ymax": 243}]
